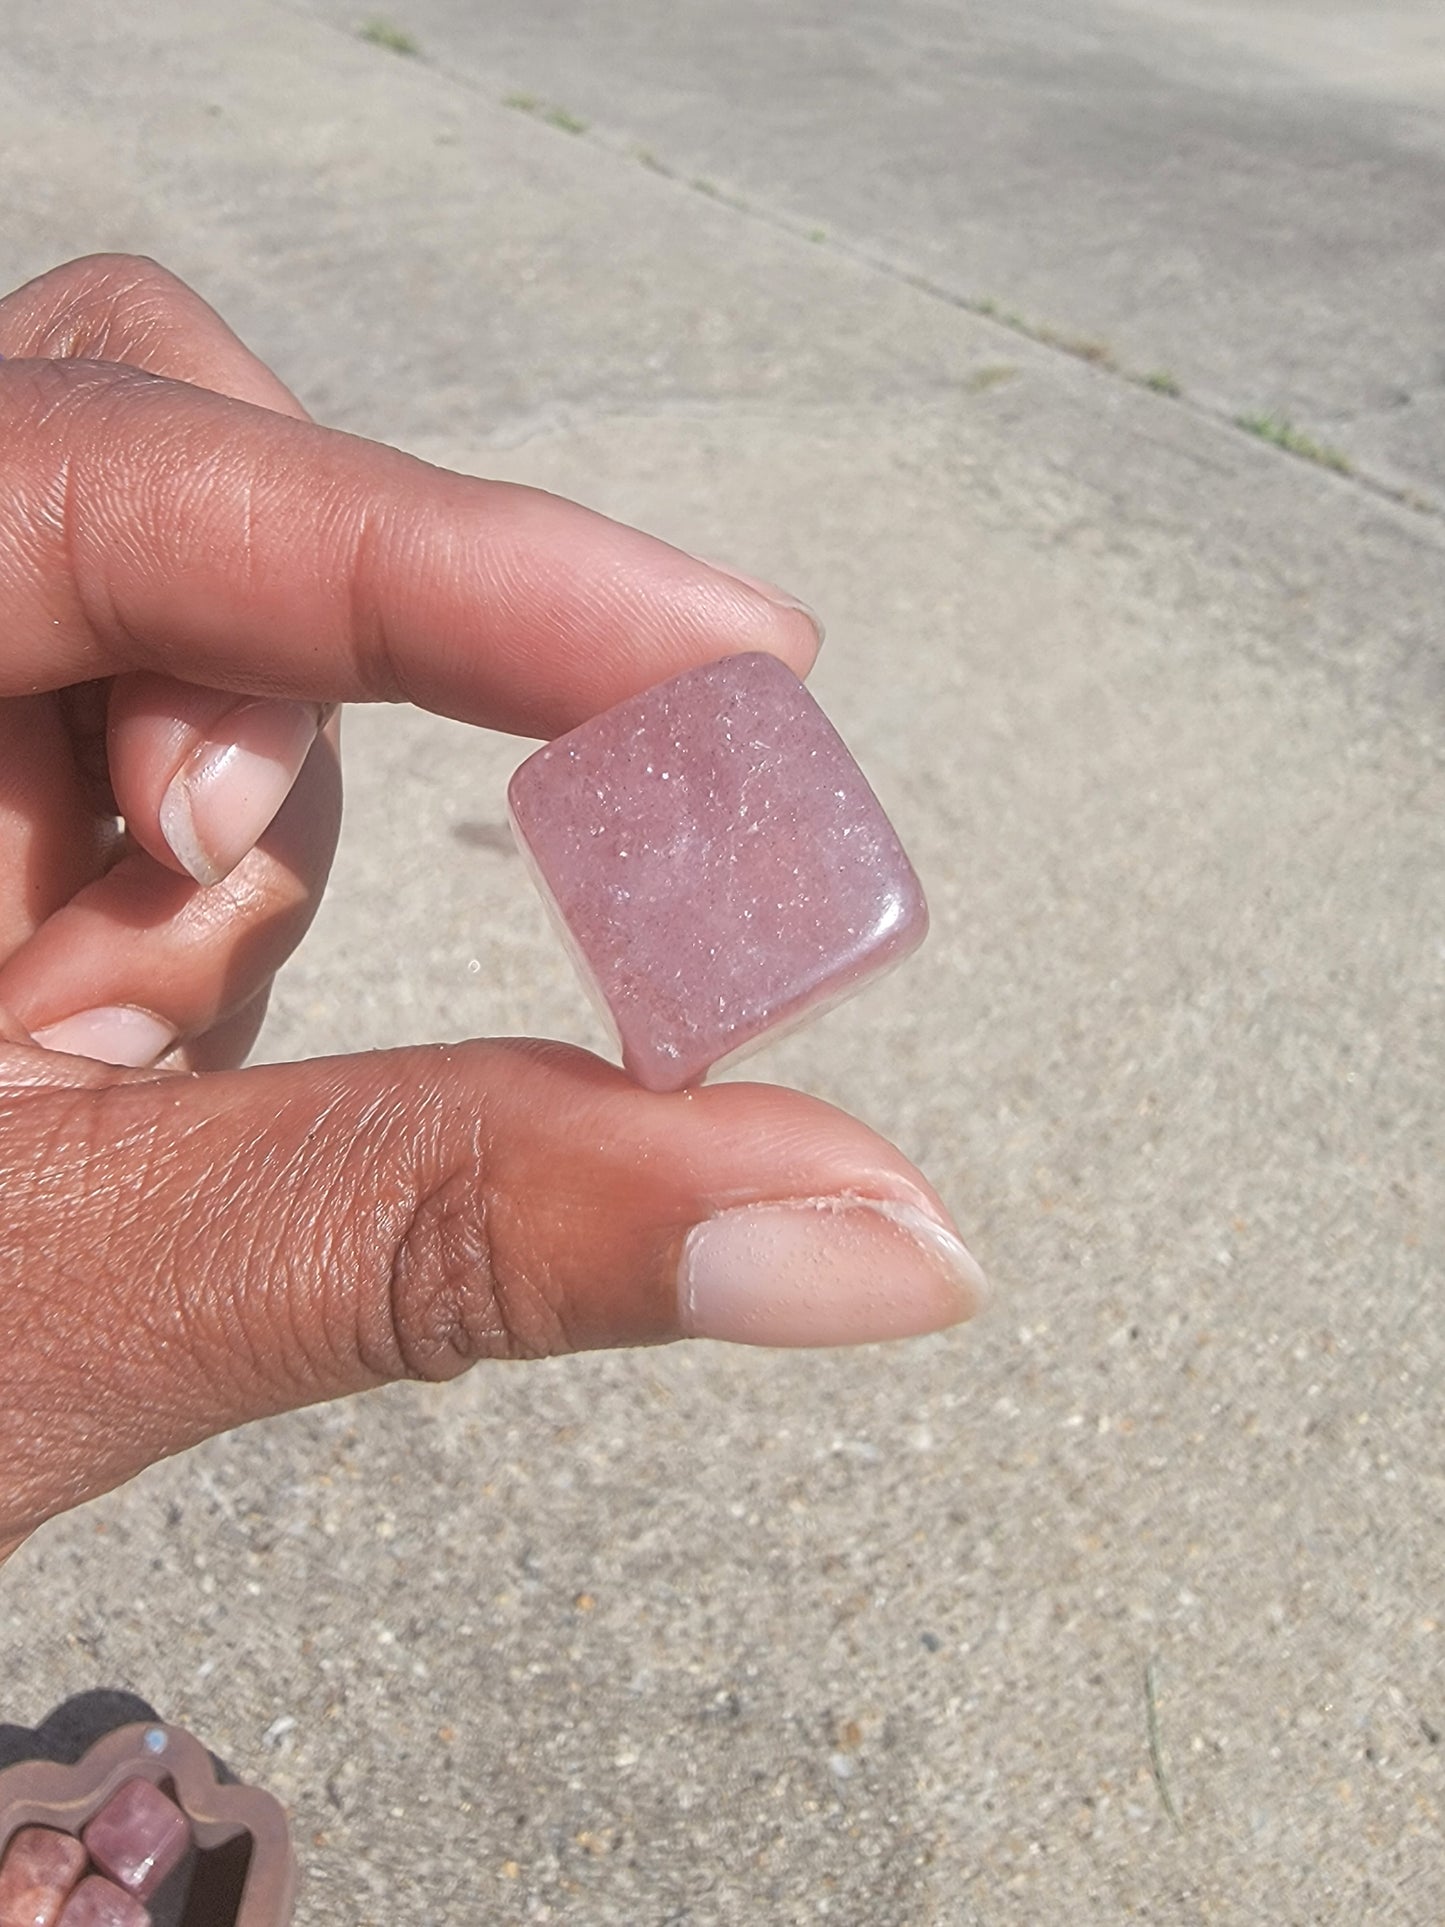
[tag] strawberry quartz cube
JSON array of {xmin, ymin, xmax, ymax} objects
[
  {"xmin": 54, "ymin": 1879, "xmax": 147, "ymax": 1927},
  {"xmin": 507, "ymin": 652, "xmax": 928, "ymax": 1091},
  {"xmin": 81, "ymin": 1781, "xmax": 189, "ymax": 1902},
  {"xmin": 0, "ymin": 1827, "xmax": 87, "ymax": 1927}
]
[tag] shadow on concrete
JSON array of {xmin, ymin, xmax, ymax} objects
[{"xmin": 0, "ymin": 1689, "xmax": 168, "ymax": 1771}]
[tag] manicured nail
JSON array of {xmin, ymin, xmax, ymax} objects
[
  {"xmin": 679, "ymin": 1196, "xmax": 987, "ymax": 1347},
  {"xmin": 689, "ymin": 554, "xmax": 825, "ymax": 645},
  {"xmin": 32, "ymin": 1006, "xmax": 179, "ymax": 1068},
  {"xmin": 159, "ymin": 699, "xmax": 321, "ymax": 886}
]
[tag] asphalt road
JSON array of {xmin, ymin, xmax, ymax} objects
[{"xmin": 1, "ymin": 4, "xmax": 1441, "ymax": 1922}]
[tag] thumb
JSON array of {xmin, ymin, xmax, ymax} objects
[{"xmin": 0, "ymin": 1042, "xmax": 986, "ymax": 1543}]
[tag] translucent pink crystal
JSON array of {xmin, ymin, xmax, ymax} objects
[
  {"xmin": 53, "ymin": 1879, "xmax": 146, "ymax": 1927},
  {"xmin": 81, "ymin": 1781, "xmax": 189, "ymax": 1901},
  {"xmin": 0, "ymin": 1827, "xmax": 87, "ymax": 1927},
  {"xmin": 508, "ymin": 652, "xmax": 928, "ymax": 1091}
]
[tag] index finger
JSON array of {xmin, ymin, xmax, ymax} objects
[{"xmin": 0, "ymin": 356, "xmax": 821, "ymax": 736}]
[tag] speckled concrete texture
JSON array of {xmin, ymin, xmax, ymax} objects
[{"xmin": 0, "ymin": 4, "xmax": 1441, "ymax": 1922}]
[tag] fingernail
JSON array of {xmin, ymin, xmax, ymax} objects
[
  {"xmin": 679, "ymin": 1196, "xmax": 987, "ymax": 1347},
  {"xmin": 688, "ymin": 554, "xmax": 825, "ymax": 645},
  {"xmin": 32, "ymin": 1005, "xmax": 179, "ymax": 1068},
  {"xmin": 159, "ymin": 699, "xmax": 321, "ymax": 886}
]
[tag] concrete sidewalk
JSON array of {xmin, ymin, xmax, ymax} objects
[
  {"xmin": 1, "ymin": 3, "xmax": 1441, "ymax": 1921},
  {"xmin": 294, "ymin": 0, "xmax": 1445, "ymax": 508}
]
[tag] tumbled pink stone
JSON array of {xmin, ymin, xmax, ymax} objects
[
  {"xmin": 0, "ymin": 1827, "xmax": 87, "ymax": 1927},
  {"xmin": 508, "ymin": 652, "xmax": 928, "ymax": 1091},
  {"xmin": 53, "ymin": 1880, "xmax": 145, "ymax": 1927},
  {"xmin": 81, "ymin": 1781, "xmax": 188, "ymax": 1901}
]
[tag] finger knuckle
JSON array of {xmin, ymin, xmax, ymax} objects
[
  {"xmin": 26, "ymin": 253, "xmax": 197, "ymax": 361},
  {"xmin": 379, "ymin": 1156, "xmax": 566, "ymax": 1380},
  {"xmin": 2, "ymin": 352, "xmax": 157, "ymax": 446}
]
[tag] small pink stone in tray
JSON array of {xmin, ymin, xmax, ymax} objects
[
  {"xmin": 54, "ymin": 1878, "xmax": 147, "ymax": 1927},
  {"xmin": 82, "ymin": 1780, "xmax": 189, "ymax": 1901},
  {"xmin": 0, "ymin": 1826, "xmax": 87, "ymax": 1927},
  {"xmin": 508, "ymin": 653, "xmax": 928, "ymax": 1092}
]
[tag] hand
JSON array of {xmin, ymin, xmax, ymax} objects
[{"xmin": 0, "ymin": 256, "xmax": 986, "ymax": 1563}]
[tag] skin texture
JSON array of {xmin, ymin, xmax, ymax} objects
[{"xmin": 0, "ymin": 256, "xmax": 981, "ymax": 1565}]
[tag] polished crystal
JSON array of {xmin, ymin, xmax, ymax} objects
[
  {"xmin": 508, "ymin": 653, "xmax": 927, "ymax": 1091},
  {"xmin": 81, "ymin": 1781, "xmax": 189, "ymax": 1902},
  {"xmin": 0, "ymin": 1827, "xmax": 87, "ymax": 1927},
  {"xmin": 53, "ymin": 1879, "xmax": 147, "ymax": 1927}
]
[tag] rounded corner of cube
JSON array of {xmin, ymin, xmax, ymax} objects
[
  {"xmin": 503, "ymin": 758, "xmax": 534, "ymax": 827},
  {"xmin": 902, "ymin": 874, "xmax": 931, "ymax": 953},
  {"xmin": 619, "ymin": 1039, "xmax": 699, "ymax": 1096}
]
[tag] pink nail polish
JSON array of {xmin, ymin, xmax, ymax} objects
[{"xmin": 508, "ymin": 653, "xmax": 928, "ymax": 1091}]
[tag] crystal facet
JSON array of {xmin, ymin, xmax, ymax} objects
[
  {"xmin": 81, "ymin": 1781, "xmax": 189, "ymax": 1901},
  {"xmin": 0, "ymin": 1827, "xmax": 87, "ymax": 1927},
  {"xmin": 53, "ymin": 1879, "xmax": 146, "ymax": 1927},
  {"xmin": 508, "ymin": 653, "xmax": 928, "ymax": 1091}
]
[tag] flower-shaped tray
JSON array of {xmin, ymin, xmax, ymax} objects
[{"xmin": 0, "ymin": 1721, "xmax": 295, "ymax": 1924}]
